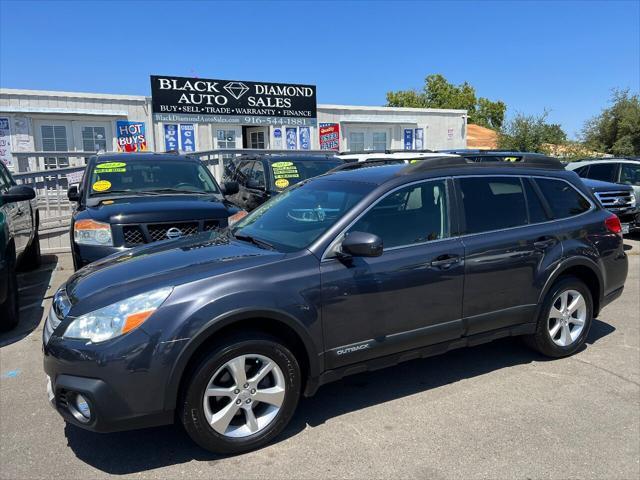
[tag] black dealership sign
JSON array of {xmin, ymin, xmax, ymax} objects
[{"xmin": 150, "ymin": 75, "xmax": 317, "ymax": 126}]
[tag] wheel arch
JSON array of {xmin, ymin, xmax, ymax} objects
[
  {"xmin": 537, "ymin": 257, "xmax": 603, "ymax": 318},
  {"xmin": 165, "ymin": 308, "xmax": 321, "ymax": 412}
]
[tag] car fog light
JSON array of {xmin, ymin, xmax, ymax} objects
[{"xmin": 72, "ymin": 393, "xmax": 91, "ymax": 422}]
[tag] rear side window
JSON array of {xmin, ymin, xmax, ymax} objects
[
  {"xmin": 535, "ymin": 178, "xmax": 591, "ymax": 218},
  {"xmin": 585, "ymin": 163, "xmax": 617, "ymax": 182},
  {"xmin": 458, "ymin": 177, "xmax": 527, "ymax": 234}
]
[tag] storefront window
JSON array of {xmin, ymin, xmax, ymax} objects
[
  {"xmin": 82, "ymin": 126, "xmax": 107, "ymax": 152},
  {"xmin": 41, "ymin": 125, "xmax": 69, "ymax": 169},
  {"xmin": 349, "ymin": 132, "xmax": 364, "ymax": 151},
  {"xmin": 250, "ymin": 131, "xmax": 266, "ymax": 149},
  {"xmin": 216, "ymin": 129, "xmax": 236, "ymax": 149},
  {"xmin": 372, "ymin": 132, "xmax": 387, "ymax": 151}
]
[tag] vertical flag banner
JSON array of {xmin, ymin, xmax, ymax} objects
[
  {"xmin": 319, "ymin": 123, "xmax": 340, "ymax": 150},
  {"xmin": 404, "ymin": 128, "xmax": 413, "ymax": 150},
  {"xmin": 179, "ymin": 124, "xmax": 196, "ymax": 152},
  {"xmin": 415, "ymin": 128, "xmax": 424, "ymax": 150},
  {"xmin": 164, "ymin": 124, "xmax": 179, "ymax": 151},
  {"xmin": 273, "ymin": 128, "xmax": 283, "ymax": 149},
  {"xmin": 116, "ymin": 121, "xmax": 148, "ymax": 152},
  {"xmin": 0, "ymin": 118, "xmax": 12, "ymax": 167},
  {"xmin": 299, "ymin": 127, "xmax": 310, "ymax": 150},
  {"xmin": 286, "ymin": 127, "xmax": 297, "ymax": 150}
]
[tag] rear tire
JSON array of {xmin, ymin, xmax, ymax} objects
[
  {"xmin": 525, "ymin": 276, "xmax": 593, "ymax": 358},
  {"xmin": 0, "ymin": 257, "xmax": 19, "ymax": 331},
  {"xmin": 180, "ymin": 332, "xmax": 301, "ymax": 454}
]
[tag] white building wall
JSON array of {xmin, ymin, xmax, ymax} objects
[{"xmin": 1, "ymin": 88, "xmax": 468, "ymax": 172}]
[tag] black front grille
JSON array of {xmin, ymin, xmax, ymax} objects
[
  {"xmin": 147, "ymin": 222, "xmax": 199, "ymax": 242},
  {"xmin": 204, "ymin": 220, "xmax": 220, "ymax": 231},
  {"xmin": 123, "ymin": 226, "xmax": 145, "ymax": 246}
]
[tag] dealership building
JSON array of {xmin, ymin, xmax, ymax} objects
[{"xmin": 0, "ymin": 76, "xmax": 467, "ymax": 173}]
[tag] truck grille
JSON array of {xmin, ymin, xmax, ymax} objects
[
  {"xmin": 120, "ymin": 220, "xmax": 222, "ymax": 247},
  {"xmin": 594, "ymin": 191, "xmax": 634, "ymax": 211}
]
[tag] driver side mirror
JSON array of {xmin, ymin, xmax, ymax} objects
[
  {"xmin": 222, "ymin": 181, "xmax": 239, "ymax": 196},
  {"xmin": 340, "ymin": 231, "xmax": 383, "ymax": 258},
  {"xmin": 67, "ymin": 185, "xmax": 80, "ymax": 202},
  {"xmin": 1, "ymin": 185, "xmax": 36, "ymax": 204}
]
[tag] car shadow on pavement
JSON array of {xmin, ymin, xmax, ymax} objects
[
  {"xmin": 0, "ymin": 254, "xmax": 58, "ymax": 348},
  {"xmin": 63, "ymin": 319, "xmax": 615, "ymax": 474}
]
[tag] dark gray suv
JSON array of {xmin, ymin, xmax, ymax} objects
[{"xmin": 43, "ymin": 156, "xmax": 628, "ymax": 454}]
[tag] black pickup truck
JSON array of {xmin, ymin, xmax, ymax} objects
[{"xmin": 67, "ymin": 153, "xmax": 243, "ymax": 270}]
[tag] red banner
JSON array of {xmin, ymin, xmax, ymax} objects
[{"xmin": 319, "ymin": 123, "xmax": 340, "ymax": 151}]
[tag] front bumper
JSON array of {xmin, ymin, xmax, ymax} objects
[{"xmin": 43, "ymin": 326, "xmax": 175, "ymax": 433}]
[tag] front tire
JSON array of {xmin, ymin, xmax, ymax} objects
[
  {"xmin": 181, "ymin": 332, "xmax": 301, "ymax": 454},
  {"xmin": 526, "ymin": 276, "xmax": 593, "ymax": 358}
]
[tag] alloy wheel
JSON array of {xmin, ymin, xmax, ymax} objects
[
  {"xmin": 547, "ymin": 289, "xmax": 587, "ymax": 347},
  {"xmin": 202, "ymin": 354, "xmax": 286, "ymax": 438}
]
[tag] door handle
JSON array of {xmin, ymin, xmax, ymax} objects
[
  {"xmin": 430, "ymin": 254, "xmax": 461, "ymax": 269},
  {"xmin": 533, "ymin": 237, "xmax": 557, "ymax": 249}
]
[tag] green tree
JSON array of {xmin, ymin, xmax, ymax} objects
[
  {"xmin": 582, "ymin": 89, "xmax": 640, "ymax": 156},
  {"xmin": 386, "ymin": 74, "xmax": 507, "ymax": 129},
  {"xmin": 498, "ymin": 111, "xmax": 568, "ymax": 152}
]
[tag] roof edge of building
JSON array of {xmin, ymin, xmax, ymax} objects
[
  {"xmin": 318, "ymin": 104, "xmax": 467, "ymax": 115},
  {"xmin": 1, "ymin": 88, "xmax": 467, "ymax": 115},
  {"xmin": 0, "ymin": 88, "xmax": 149, "ymax": 102}
]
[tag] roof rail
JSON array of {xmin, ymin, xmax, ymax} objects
[
  {"xmin": 328, "ymin": 158, "xmax": 406, "ymax": 172},
  {"xmin": 338, "ymin": 148, "xmax": 435, "ymax": 155}
]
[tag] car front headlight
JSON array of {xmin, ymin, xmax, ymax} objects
[
  {"xmin": 74, "ymin": 219, "xmax": 113, "ymax": 246},
  {"xmin": 630, "ymin": 192, "xmax": 637, "ymax": 208},
  {"xmin": 63, "ymin": 287, "xmax": 173, "ymax": 342}
]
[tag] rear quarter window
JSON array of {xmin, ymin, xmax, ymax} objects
[{"xmin": 535, "ymin": 178, "xmax": 591, "ymax": 219}]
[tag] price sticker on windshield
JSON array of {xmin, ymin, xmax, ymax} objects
[
  {"xmin": 96, "ymin": 161, "xmax": 127, "ymax": 173},
  {"xmin": 271, "ymin": 161, "xmax": 300, "ymax": 180},
  {"xmin": 92, "ymin": 180, "xmax": 112, "ymax": 192},
  {"xmin": 275, "ymin": 178, "xmax": 290, "ymax": 189}
]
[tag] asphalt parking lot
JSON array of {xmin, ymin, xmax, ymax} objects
[{"xmin": 1, "ymin": 239, "xmax": 639, "ymax": 480}]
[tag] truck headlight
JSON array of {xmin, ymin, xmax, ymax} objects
[
  {"xmin": 74, "ymin": 219, "xmax": 113, "ymax": 246},
  {"xmin": 630, "ymin": 193, "xmax": 637, "ymax": 208},
  {"xmin": 63, "ymin": 287, "xmax": 173, "ymax": 342}
]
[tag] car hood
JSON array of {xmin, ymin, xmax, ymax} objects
[
  {"xmin": 82, "ymin": 194, "xmax": 233, "ymax": 224},
  {"xmin": 581, "ymin": 178, "xmax": 633, "ymax": 192},
  {"xmin": 65, "ymin": 231, "xmax": 285, "ymax": 314}
]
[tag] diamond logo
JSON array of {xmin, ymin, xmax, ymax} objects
[{"xmin": 223, "ymin": 81, "xmax": 250, "ymax": 100}]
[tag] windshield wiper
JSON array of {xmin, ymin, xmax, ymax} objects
[
  {"xmin": 91, "ymin": 190, "xmax": 162, "ymax": 196},
  {"xmin": 233, "ymin": 233, "xmax": 275, "ymax": 250},
  {"xmin": 148, "ymin": 188, "xmax": 211, "ymax": 195}
]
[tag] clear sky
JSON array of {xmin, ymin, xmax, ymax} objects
[{"xmin": 1, "ymin": 0, "xmax": 638, "ymax": 138}]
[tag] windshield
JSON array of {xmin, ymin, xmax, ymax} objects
[
  {"xmin": 270, "ymin": 159, "xmax": 342, "ymax": 191},
  {"xmin": 232, "ymin": 178, "xmax": 372, "ymax": 252},
  {"xmin": 88, "ymin": 159, "xmax": 220, "ymax": 196}
]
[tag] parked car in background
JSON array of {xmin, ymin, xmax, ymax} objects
[
  {"xmin": 566, "ymin": 158, "xmax": 640, "ymax": 233},
  {"xmin": 339, "ymin": 149, "xmax": 457, "ymax": 163},
  {"xmin": 44, "ymin": 155, "xmax": 627, "ymax": 454},
  {"xmin": 222, "ymin": 153, "xmax": 342, "ymax": 211},
  {"xmin": 0, "ymin": 162, "xmax": 40, "ymax": 329},
  {"xmin": 578, "ymin": 179, "xmax": 638, "ymax": 234},
  {"xmin": 68, "ymin": 153, "xmax": 243, "ymax": 270},
  {"xmin": 566, "ymin": 158, "xmax": 640, "ymax": 196}
]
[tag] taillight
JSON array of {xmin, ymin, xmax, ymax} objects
[{"xmin": 605, "ymin": 214, "xmax": 622, "ymax": 235}]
